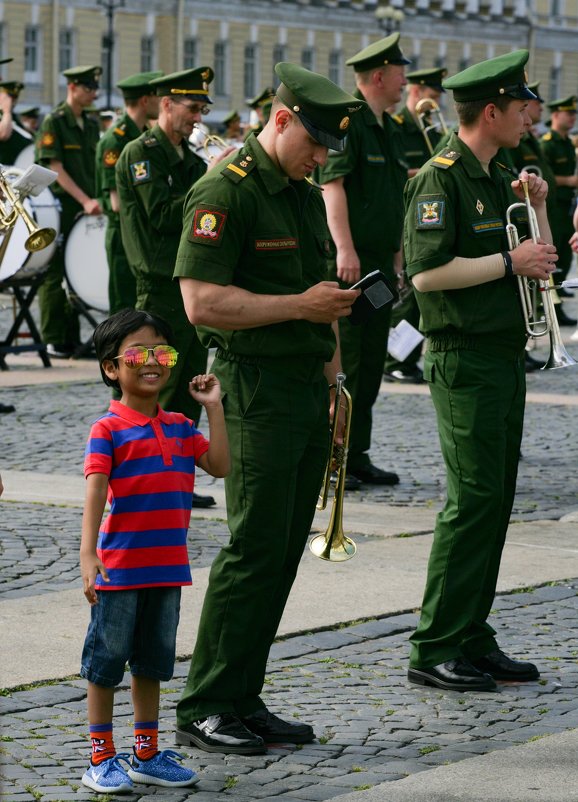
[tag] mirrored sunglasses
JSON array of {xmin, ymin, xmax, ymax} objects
[{"xmin": 114, "ymin": 345, "xmax": 179, "ymax": 369}]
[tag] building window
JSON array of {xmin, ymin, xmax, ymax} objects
[
  {"xmin": 24, "ymin": 25, "xmax": 41, "ymax": 77},
  {"xmin": 59, "ymin": 28, "xmax": 75, "ymax": 73},
  {"xmin": 329, "ymin": 50, "xmax": 342, "ymax": 87},
  {"xmin": 244, "ymin": 43, "xmax": 258, "ymax": 100},
  {"xmin": 214, "ymin": 40, "xmax": 228, "ymax": 97},
  {"xmin": 141, "ymin": 36, "xmax": 155, "ymax": 72},
  {"xmin": 272, "ymin": 44, "xmax": 288, "ymax": 87},
  {"xmin": 301, "ymin": 47, "xmax": 315, "ymax": 72},
  {"xmin": 0, "ymin": 23, "xmax": 5, "ymax": 62},
  {"xmin": 184, "ymin": 38, "xmax": 197, "ymax": 70},
  {"xmin": 549, "ymin": 64, "xmax": 561, "ymax": 100}
]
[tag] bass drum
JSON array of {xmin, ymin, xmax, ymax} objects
[
  {"xmin": 0, "ymin": 167, "xmax": 61, "ymax": 285},
  {"xmin": 13, "ymin": 143, "xmax": 36, "ymax": 171},
  {"xmin": 64, "ymin": 214, "xmax": 109, "ymax": 313}
]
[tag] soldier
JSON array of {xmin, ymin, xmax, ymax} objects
[
  {"xmin": 95, "ymin": 71, "xmax": 162, "ymax": 315},
  {"xmin": 116, "ymin": 67, "xmax": 231, "ymax": 509},
  {"xmin": 244, "ymin": 86, "xmax": 274, "ymax": 139},
  {"xmin": 222, "ymin": 109, "xmax": 243, "ymax": 144},
  {"xmin": 316, "ymin": 33, "xmax": 408, "ymax": 489},
  {"xmin": 384, "ymin": 66, "xmax": 448, "ymax": 384},
  {"xmin": 404, "ymin": 50, "xmax": 555, "ymax": 692},
  {"xmin": 0, "ymin": 79, "xmax": 34, "ymax": 165},
  {"xmin": 18, "ymin": 105, "xmax": 41, "ymax": 135},
  {"xmin": 173, "ymin": 62, "xmax": 363, "ymax": 755},
  {"xmin": 540, "ymin": 95, "xmax": 578, "ymax": 322},
  {"xmin": 35, "ymin": 65, "xmax": 103, "ymax": 358}
]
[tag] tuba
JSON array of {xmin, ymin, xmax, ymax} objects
[
  {"xmin": 415, "ymin": 98, "xmax": 449, "ymax": 156},
  {"xmin": 505, "ymin": 180, "xmax": 576, "ymax": 370},
  {"xmin": 309, "ymin": 373, "xmax": 356, "ymax": 562},
  {"xmin": 0, "ymin": 169, "xmax": 56, "ymax": 264}
]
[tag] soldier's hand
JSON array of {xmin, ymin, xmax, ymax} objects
[
  {"xmin": 511, "ymin": 238, "xmax": 558, "ymax": 281},
  {"xmin": 298, "ymin": 281, "xmax": 360, "ymax": 323},
  {"xmin": 336, "ymin": 247, "xmax": 361, "ymax": 286},
  {"xmin": 83, "ymin": 198, "xmax": 102, "ymax": 215},
  {"xmin": 511, "ymin": 171, "xmax": 548, "ymax": 207},
  {"xmin": 570, "ymin": 231, "xmax": 578, "ymax": 255},
  {"xmin": 206, "ymin": 145, "xmax": 237, "ymax": 171}
]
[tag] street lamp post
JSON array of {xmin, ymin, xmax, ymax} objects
[
  {"xmin": 375, "ymin": 4, "xmax": 405, "ymax": 35},
  {"xmin": 96, "ymin": 0, "xmax": 125, "ymax": 109}
]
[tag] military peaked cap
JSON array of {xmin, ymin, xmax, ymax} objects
[
  {"xmin": 346, "ymin": 33, "xmax": 410, "ymax": 72},
  {"xmin": 247, "ymin": 87, "xmax": 274, "ymax": 109},
  {"xmin": 62, "ymin": 65, "xmax": 102, "ymax": 88},
  {"xmin": 0, "ymin": 81, "xmax": 24, "ymax": 99},
  {"xmin": 223, "ymin": 109, "xmax": 240, "ymax": 125},
  {"xmin": 443, "ymin": 50, "xmax": 535, "ymax": 102},
  {"xmin": 406, "ymin": 67, "xmax": 447, "ymax": 91},
  {"xmin": 547, "ymin": 94, "xmax": 577, "ymax": 112},
  {"xmin": 149, "ymin": 67, "xmax": 214, "ymax": 102},
  {"xmin": 117, "ymin": 71, "xmax": 164, "ymax": 100},
  {"xmin": 527, "ymin": 81, "xmax": 544, "ymax": 103}
]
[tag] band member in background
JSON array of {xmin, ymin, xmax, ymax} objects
[
  {"xmin": 404, "ymin": 50, "xmax": 555, "ymax": 692},
  {"xmin": 35, "ymin": 65, "xmax": 103, "ymax": 359},
  {"xmin": 0, "ymin": 79, "xmax": 33, "ymax": 165},
  {"xmin": 244, "ymin": 86, "xmax": 274, "ymax": 139}
]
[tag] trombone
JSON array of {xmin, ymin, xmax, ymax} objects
[
  {"xmin": 309, "ymin": 373, "xmax": 356, "ymax": 562},
  {"xmin": 415, "ymin": 98, "xmax": 449, "ymax": 156},
  {"xmin": 505, "ymin": 180, "xmax": 576, "ymax": 370},
  {"xmin": 0, "ymin": 169, "xmax": 56, "ymax": 265}
]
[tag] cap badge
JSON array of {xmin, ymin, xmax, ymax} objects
[
  {"xmin": 476, "ymin": 199, "xmax": 484, "ymax": 215},
  {"xmin": 201, "ymin": 69, "xmax": 210, "ymax": 81},
  {"xmin": 339, "ymin": 116, "xmax": 350, "ymax": 131},
  {"xmin": 293, "ymin": 105, "xmax": 300, "ymax": 113}
]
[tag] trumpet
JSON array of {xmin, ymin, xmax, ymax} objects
[
  {"xmin": 203, "ymin": 133, "xmax": 228, "ymax": 161},
  {"xmin": 309, "ymin": 373, "xmax": 356, "ymax": 562},
  {"xmin": 0, "ymin": 170, "xmax": 56, "ymax": 260},
  {"xmin": 415, "ymin": 98, "xmax": 449, "ymax": 156},
  {"xmin": 505, "ymin": 181, "xmax": 576, "ymax": 370}
]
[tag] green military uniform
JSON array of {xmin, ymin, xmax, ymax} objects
[
  {"xmin": 540, "ymin": 95, "xmax": 577, "ymax": 283},
  {"xmin": 95, "ymin": 71, "xmax": 162, "ymax": 314},
  {"xmin": 404, "ymin": 52, "xmax": 534, "ymax": 670},
  {"xmin": 35, "ymin": 66, "xmax": 102, "ymax": 350},
  {"xmin": 174, "ymin": 63, "xmax": 364, "ymax": 727},
  {"xmin": 316, "ymin": 33, "xmax": 409, "ymax": 475},
  {"xmin": 386, "ymin": 67, "xmax": 447, "ymax": 380},
  {"xmin": 115, "ymin": 68, "xmax": 213, "ymax": 423},
  {"xmin": 0, "ymin": 81, "xmax": 34, "ymax": 165}
]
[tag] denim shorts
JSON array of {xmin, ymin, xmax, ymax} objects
[{"xmin": 80, "ymin": 587, "xmax": 181, "ymax": 687}]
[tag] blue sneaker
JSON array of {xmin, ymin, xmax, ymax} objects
[
  {"xmin": 82, "ymin": 753, "xmax": 133, "ymax": 793},
  {"xmin": 128, "ymin": 749, "xmax": 199, "ymax": 787}
]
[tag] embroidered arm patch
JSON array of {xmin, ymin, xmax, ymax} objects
[
  {"xmin": 188, "ymin": 205, "xmax": 228, "ymax": 246},
  {"xmin": 415, "ymin": 195, "xmax": 446, "ymax": 229},
  {"xmin": 130, "ymin": 160, "xmax": 151, "ymax": 185}
]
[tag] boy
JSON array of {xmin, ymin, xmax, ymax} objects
[{"xmin": 79, "ymin": 308, "xmax": 230, "ymax": 793}]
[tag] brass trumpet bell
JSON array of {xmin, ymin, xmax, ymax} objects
[{"xmin": 25, "ymin": 227, "xmax": 56, "ymax": 253}]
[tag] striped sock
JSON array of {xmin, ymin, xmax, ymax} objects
[
  {"xmin": 89, "ymin": 723, "xmax": 115, "ymax": 765},
  {"xmin": 134, "ymin": 720, "xmax": 158, "ymax": 761}
]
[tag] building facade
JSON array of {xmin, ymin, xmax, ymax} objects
[{"xmin": 1, "ymin": 0, "xmax": 576, "ymax": 125}]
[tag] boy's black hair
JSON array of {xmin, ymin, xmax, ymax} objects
[{"xmin": 93, "ymin": 308, "xmax": 175, "ymax": 390}]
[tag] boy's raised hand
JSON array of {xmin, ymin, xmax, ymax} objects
[{"xmin": 188, "ymin": 373, "xmax": 222, "ymax": 407}]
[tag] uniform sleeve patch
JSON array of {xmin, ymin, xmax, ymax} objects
[
  {"xmin": 188, "ymin": 207, "xmax": 228, "ymax": 246},
  {"xmin": 416, "ymin": 196, "xmax": 446, "ymax": 229},
  {"xmin": 129, "ymin": 160, "xmax": 151, "ymax": 185},
  {"xmin": 41, "ymin": 132, "xmax": 55, "ymax": 147},
  {"xmin": 103, "ymin": 149, "xmax": 120, "ymax": 167}
]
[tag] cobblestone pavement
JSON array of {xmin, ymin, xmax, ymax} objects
[{"xmin": 2, "ymin": 582, "xmax": 578, "ymax": 802}]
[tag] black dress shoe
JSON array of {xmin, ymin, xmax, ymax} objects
[
  {"xmin": 525, "ymin": 353, "xmax": 544, "ymax": 373},
  {"xmin": 408, "ymin": 658, "xmax": 497, "ymax": 692},
  {"xmin": 470, "ymin": 649, "xmax": 539, "ymax": 682},
  {"xmin": 175, "ymin": 713, "xmax": 266, "ymax": 754},
  {"xmin": 349, "ymin": 463, "xmax": 400, "ymax": 485},
  {"xmin": 383, "ymin": 367, "xmax": 424, "ymax": 384},
  {"xmin": 192, "ymin": 492, "xmax": 216, "ymax": 508},
  {"xmin": 342, "ymin": 473, "xmax": 362, "ymax": 491},
  {"xmin": 0, "ymin": 402, "xmax": 15, "ymax": 414},
  {"xmin": 555, "ymin": 306, "xmax": 578, "ymax": 327},
  {"xmin": 241, "ymin": 708, "xmax": 314, "ymax": 744}
]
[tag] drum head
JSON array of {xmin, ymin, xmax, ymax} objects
[
  {"xmin": 14, "ymin": 144, "xmax": 36, "ymax": 171},
  {"xmin": 64, "ymin": 214, "xmax": 109, "ymax": 313},
  {"xmin": 25, "ymin": 188, "xmax": 61, "ymax": 271},
  {"xmin": 0, "ymin": 202, "xmax": 32, "ymax": 283}
]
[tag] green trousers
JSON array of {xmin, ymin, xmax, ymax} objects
[
  {"xmin": 176, "ymin": 354, "xmax": 329, "ymax": 723},
  {"xmin": 409, "ymin": 347, "xmax": 526, "ymax": 668},
  {"xmin": 106, "ymin": 221, "xmax": 136, "ymax": 315},
  {"xmin": 136, "ymin": 277, "xmax": 207, "ymax": 424}
]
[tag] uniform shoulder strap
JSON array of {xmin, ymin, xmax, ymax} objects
[
  {"xmin": 223, "ymin": 150, "xmax": 257, "ymax": 184},
  {"xmin": 431, "ymin": 148, "xmax": 461, "ymax": 170}
]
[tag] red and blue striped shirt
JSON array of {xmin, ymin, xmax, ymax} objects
[{"xmin": 84, "ymin": 400, "xmax": 209, "ymax": 590}]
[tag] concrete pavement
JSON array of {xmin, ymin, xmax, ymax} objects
[{"xmin": 1, "ymin": 286, "xmax": 578, "ymax": 801}]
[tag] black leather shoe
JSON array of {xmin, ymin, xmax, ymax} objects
[
  {"xmin": 470, "ymin": 649, "xmax": 539, "ymax": 682},
  {"xmin": 525, "ymin": 353, "xmax": 544, "ymax": 373},
  {"xmin": 0, "ymin": 402, "xmax": 15, "ymax": 414},
  {"xmin": 383, "ymin": 367, "xmax": 424, "ymax": 384},
  {"xmin": 408, "ymin": 658, "xmax": 497, "ymax": 691},
  {"xmin": 555, "ymin": 306, "xmax": 578, "ymax": 327},
  {"xmin": 241, "ymin": 709, "xmax": 314, "ymax": 744},
  {"xmin": 175, "ymin": 714, "xmax": 266, "ymax": 754},
  {"xmin": 192, "ymin": 492, "xmax": 216, "ymax": 508},
  {"xmin": 349, "ymin": 464, "xmax": 400, "ymax": 485}
]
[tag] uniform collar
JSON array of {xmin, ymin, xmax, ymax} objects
[
  {"xmin": 108, "ymin": 399, "xmax": 170, "ymax": 426},
  {"xmin": 449, "ymin": 131, "xmax": 501, "ymax": 180},
  {"xmin": 150, "ymin": 122, "xmax": 195, "ymax": 165},
  {"xmin": 61, "ymin": 101, "xmax": 91, "ymax": 129},
  {"xmin": 242, "ymin": 132, "xmax": 296, "ymax": 195}
]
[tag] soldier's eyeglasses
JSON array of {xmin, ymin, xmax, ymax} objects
[
  {"xmin": 172, "ymin": 99, "xmax": 209, "ymax": 115},
  {"xmin": 113, "ymin": 345, "xmax": 179, "ymax": 369}
]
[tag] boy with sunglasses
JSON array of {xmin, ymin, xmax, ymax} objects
[{"xmin": 79, "ymin": 308, "xmax": 230, "ymax": 793}]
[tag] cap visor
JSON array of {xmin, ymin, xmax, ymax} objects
[
  {"xmin": 299, "ymin": 114, "xmax": 345, "ymax": 152},
  {"xmin": 512, "ymin": 86, "xmax": 537, "ymax": 100}
]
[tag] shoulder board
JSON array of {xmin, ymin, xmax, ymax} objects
[
  {"xmin": 223, "ymin": 151, "xmax": 257, "ymax": 184},
  {"xmin": 541, "ymin": 132, "xmax": 552, "ymax": 141},
  {"xmin": 495, "ymin": 160, "xmax": 514, "ymax": 174},
  {"xmin": 54, "ymin": 109, "xmax": 66, "ymax": 119},
  {"xmin": 392, "ymin": 113, "xmax": 404, "ymax": 125},
  {"xmin": 113, "ymin": 125, "xmax": 127, "ymax": 137},
  {"xmin": 432, "ymin": 149, "xmax": 461, "ymax": 170},
  {"xmin": 143, "ymin": 134, "xmax": 160, "ymax": 148}
]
